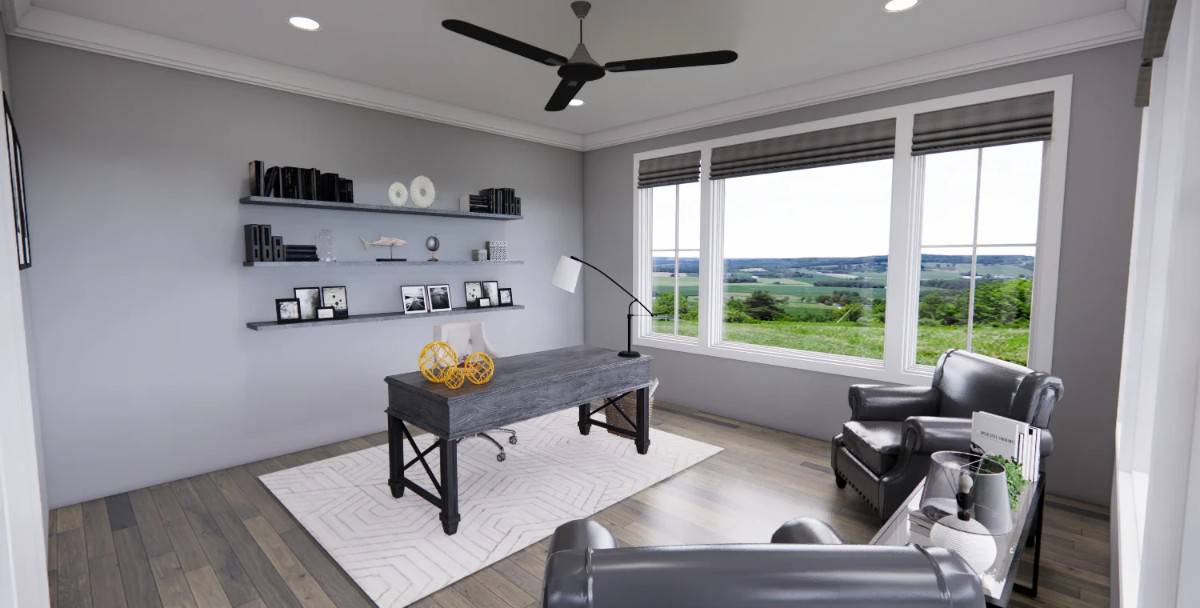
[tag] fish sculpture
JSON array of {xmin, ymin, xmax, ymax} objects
[{"xmin": 361, "ymin": 236, "xmax": 408, "ymax": 261}]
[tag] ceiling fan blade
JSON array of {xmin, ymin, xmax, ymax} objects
[
  {"xmin": 605, "ymin": 50, "xmax": 738, "ymax": 72},
  {"xmin": 442, "ymin": 19, "xmax": 567, "ymax": 66},
  {"xmin": 545, "ymin": 79, "xmax": 586, "ymax": 112}
]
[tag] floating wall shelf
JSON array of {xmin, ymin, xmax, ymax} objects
[
  {"xmin": 247, "ymin": 304, "xmax": 525, "ymax": 331},
  {"xmin": 240, "ymin": 196, "xmax": 523, "ymax": 220},
  {"xmin": 243, "ymin": 260, "xmax": 524, "ymax": 268}
]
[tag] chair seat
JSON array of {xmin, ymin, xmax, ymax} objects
[{"xmin": 842, "ymin": 421, "xmax": 904, "ymax": 476}]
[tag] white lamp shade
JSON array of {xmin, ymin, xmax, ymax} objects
[{"xmin": 552, "ymin": 256, "xmax": 583, "ymax": 293}]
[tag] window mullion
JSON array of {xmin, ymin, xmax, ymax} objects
[
  {"xmin": 966, "ymin": 148, "xmax": 983, "ymax": 351},
  {"xmin": 673, "ymin": 184, "xmax": 681, "ymax": 335},
  {"xmin": 697, "ymin": 148, "xmax": 717, "ymax": 348},
  {"xmin": 884, "ymin": 112, "xmax": 916, "ymax": 375}
]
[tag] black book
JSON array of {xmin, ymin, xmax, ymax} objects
[
  {"xmin": 318, "ymin": 172, "xmax": 341, "ymax": 202},
  {"xmin": 281, "ymin": 167, "xmax": 301, "ymax": 199},
  {"xmin": 248, "ymin": 161, "xmax": 264, "ymax": 196},
  {"xmin": 337, "ymin": 178, "xmax": 354, "ymax": 203},
  {"xmin": 263, "ymin": 166, "xmax": 281, "ymax": 197},
  {"xmin": 272, "ymin": 236, "xmax": 285, "ymax": 260},
  {"xmin": 284, "ymin": 244, "xmax": 317, "ymax": 251},
  {"xmin": 514, "ymin": 196, "xmax": 521, "ymax": 215},
  {"xmin": 244, "ymin": 224, "xmax": 261, "ymax": 262},
  {"xmin": 299, "ymin": 168, "xmax": 316, "ymax": 200},
  {"xmin": 259, "ymin": 225, "xmax": 273, "ymax": 261}
]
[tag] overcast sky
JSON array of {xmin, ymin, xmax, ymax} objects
[{"xmin": 652, "ymin": 141, "xmax": 1044, "ymax": 259}]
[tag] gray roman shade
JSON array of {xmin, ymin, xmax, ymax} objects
[
  {"xmin": 709, "ymin": 119, "xmax": 896, "ymax": 181},
  {"xmin": 638, "ymin": 151, "xmax": 701, "ymax": 188},
  {"xmin": 913, "ymin": 93, "xmax": 1054, "ymax": 156}
]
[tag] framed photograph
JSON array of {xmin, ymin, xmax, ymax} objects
[
  {"xmin": 401, "ymin": 285, "xmax": 428, "ymax": 314},
  {"xmin": 498, "ymin": 288, "xmax": 513, "ymax": 306},
  {"xmin": 464, "ymin": 281, "xmax": 483, "ymax": 308},
  {"xmin": 478, "ymin": 297, "xmax": 492, "ymax": 308},
  {"xmin": 275, "ymin": 298, "xmax": 302, "ymax": 323},
  {"xmin": 293, "ymin": 287, "xmax": 321, "ymax": 320},
  {"xmin": 483, "ymin": 280, "xmax": 500, "ymax": 305},
  {"xmin": 6, "ymin": 94, "xmax": 30, "ymax": 270},
  {"xmin": 426, "ymin": 284, "xmax": 453, "ymax": 312},
  {"xmin": 321, "ymin": 286, "xmax": 349, "ymax": 318},
  {"xmin": 316, "ymin": 306, "xmax": 335, "ymax": 320}
]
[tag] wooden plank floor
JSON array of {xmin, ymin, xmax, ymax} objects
[{"xmin": 46, "ymin": 403, "xmax": 1110, "ymax": 607}]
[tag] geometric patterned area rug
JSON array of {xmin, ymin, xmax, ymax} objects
[{"xmin": 260, "ymin": 409, "xmax": 722, "ymax": 607}]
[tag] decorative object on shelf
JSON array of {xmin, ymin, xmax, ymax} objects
[
  {"xmin": 418, "ymin": 341, "xmax": 458, "ymax": 383},
  {"xmin": 248, "ymin": 160, "xmax": 265, "ymax": 197},
  {"xmin": 918, "ymin": 451, "xmax": 1012, "ymax": 573},
  {"xmin": 553, "ymin": 254, "xmax": 655, "ymax": 358},
  {"xmin": 293, "ymin": 287, "xmax": 321, "ymax": 320},
  {"xmin": 275, "ymin": 298, "xmax": 302, "ymax": 323},
  {"xmin": 338, "ymin": 177, "xmax": 355, "ymax": 203},
  {"xmin": 463, "ymin": 352, "xmax": 495, "ymax": 385},
  {"xmin": 284, "ymin": 244, "xmax": 318, "ymax": 262},
  {"xmin": 244, "ymin": 225, "xmax": 303, "ymax": 263},
  {"xmin": 463, "ymin": 188, "xmax": 521, "ymax": 215},
  {"xmin": 410, "ymin": 175, "xmax": 436, "ymax": 208},
  {"xmin": 317, "ymin": 228, "xmax": 335, "ymax": 262},
  {"xmin": 498, "ymin": 288, "xmax": 513, "ymax": 306},
  {"xmin": 425, "ymin": 235, "xmax": 441, "ymax": 261},
  {"xmin": 486, "ymin": 240, "xmax": 509, "ymax": 261},
  {"xmin": 473, "ymin": 248, "xmax": 489, "ymax": 261},
  {"xmin": 316, "ymin": 307, "xmax": 335, "ymax": 320},
  {"xmin": 464, "ymin": 281, "xmax": 483, "ymax": 308},
  {"xmin": 482, "ymin": 281, "xmax": 500, "ymax": 305},
  {"xmin": 387, "ymin": 181, "xmax": 408, "ymax": 207},
  {"xmin": 401, "ymin": 285, "xmax": 428, "ymax": 314},
  {"xmin": 271, "ymin": 236, "xmax": 284, "ymax": 260},
  {"xmin": 478, "ymin": 297, "xmax": 492, "ymax": 308},
  {"xmin": 361, "ymin": 235, "xmax": 408, "ymax": 262},
  {"xmin": 249, "ymin": 161, "xmax": 348, "ymax": 203},
  {"xmin": 427, "ymin": 284, "xmax": 453, "ymax": 312},
  {"xmin": 321, "ymin": 286, "xmax": 349, "ymax": 318}
]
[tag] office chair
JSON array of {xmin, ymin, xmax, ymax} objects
[{"xmin": 433, "ymin": 321, "xmax": 518, "ymax": 462}]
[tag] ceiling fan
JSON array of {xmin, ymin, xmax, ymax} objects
[{"xmin": 442, "ymin": 1, "xmax": 738, "ymax": 111}]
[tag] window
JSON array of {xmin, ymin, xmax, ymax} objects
[
  {"xmin": 915, "ymin": 142, "xmax": 1043, "ymax": 366},
  {"xmin": 633, "ymin": 79, "xmax": 1067, "ymax": 383}
]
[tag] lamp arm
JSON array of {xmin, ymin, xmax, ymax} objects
[{"xmin": 571, "ymin": 256, "xmax": 654, "ymax": 316}]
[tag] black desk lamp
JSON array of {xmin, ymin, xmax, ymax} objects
[{"xmin": 553, "ymin": 255, "xmax": 654, "ymax": 358}]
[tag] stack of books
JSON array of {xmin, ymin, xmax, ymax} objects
[
  {"xmin": 971, "ymin": 411, "xmax": 1042, "ymax": 481},
  {"xmin": 459, "ymin": 188, "xmax": 522, "ymax": 215},
  {"xmin": 249, "ymin": 160, "xmax": 354, "ymax": 203},
  {"xmin": 283, "ymin": 245, "xmax": 318, "ymax": 262},
  {"xmin": 486, "ymin": 241, "xmax": 509, "ymax": 261},
  {"xmin": 244, "ymin": 225, "xmax": 284, "ymax": 262},
  {"xmin": 908, "ymin": 507, "xmax": 936, "ymax": 545}
]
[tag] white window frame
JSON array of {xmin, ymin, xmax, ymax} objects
[{"xmin": 631, "ymin": 76, "xmax": 1071, "ymax": 385}]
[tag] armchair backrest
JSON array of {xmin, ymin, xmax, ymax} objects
[{"xmin": 932, "ymin": 349, "xmax": 1063, "ymax": 428}]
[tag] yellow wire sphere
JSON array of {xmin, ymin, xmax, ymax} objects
[
  {"xmin": 463, "ymin": 352, "xmax": 495, "ymax": 385},
  {"xmin": 418, "ymin": 341, "xmax": 459, "ymax": 384},
  {"xmin": 443, "ymin": 366, "xmax": 466, "ymax": 389}
]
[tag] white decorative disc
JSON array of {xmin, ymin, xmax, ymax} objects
[
  {"xmin": 387, "ymin": 181, "xmax": 408, "ymax": 207},
  {"xmin": 410, "ymin": 175, "xmax": 435, "ymax": 208},
  {"xmin": 930, "ymin": 516, "xmax": 999, "ymax": 574}
]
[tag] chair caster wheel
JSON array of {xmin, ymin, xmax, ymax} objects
[
  {"xmin": 508, "ymin": 436, "xmax": 518, "ymax": 445},
  {"xmin": 496, "ymin": 452, "xmax": 506, "ymax": 462}
]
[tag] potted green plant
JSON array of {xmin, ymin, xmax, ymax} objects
[{"xmin": 988, "ymin": 454, "xmax": 1030, "ymax": 510}]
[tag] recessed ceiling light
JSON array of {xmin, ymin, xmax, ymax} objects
[
  {"xmin": 289, "ymin": 16, "xmax": 321, "ymax": 31},
  {"xmin": 568, "ymin": 98, "xmax": 585, "ymax": 107},
  {"xmin": 883, "ymin": 0, "xmax": 920, "ymax": 12}
]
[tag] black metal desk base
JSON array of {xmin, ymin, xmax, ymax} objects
[
  {"xmin": 578, "ymin": 386, "xmax": 651, "ymax": 455},
  {"xmin": 387, "ymin": 415, "xmax": 460, "ymax": 534}
]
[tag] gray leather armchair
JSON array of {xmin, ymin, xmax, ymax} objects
[
  {"xmin": 543, "ymin": 518, "xmax": 984, "ymax": 607},
  {"xmin": 832, "ymin": 349, "xmax": 1064, "ymax": 521}
]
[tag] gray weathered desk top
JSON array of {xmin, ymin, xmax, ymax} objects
[{"xmin": 385, "ymin": 345, "xmax": 652, "ymax": 438}]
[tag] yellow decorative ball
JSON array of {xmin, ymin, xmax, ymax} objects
[
  {"xmin": 463, "ymin": 352, "xmax": 495, "ymax": 385},
  {"xmin": 443, "ymin": 366, "xmax": 466, "ymax": 389},
  {"xmin": 418, "ymin": 341, "xmax": 459, "ymax": 384}
]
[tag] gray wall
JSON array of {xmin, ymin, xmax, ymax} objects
[
  {"xmin": 582, "ymin": 42, "xmax": 1142, "ymax": 506},
  {"xmin": 11, "ymin": 39, "xmax": 584, "ymax": 508}
]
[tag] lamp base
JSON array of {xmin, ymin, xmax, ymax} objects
[{"xmin": 617, "ymin": 350, "xmax": 641, "ymax": 358}]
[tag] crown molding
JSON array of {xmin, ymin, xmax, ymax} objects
[
  {"xmin": 581, "ymin": 8, "xmax": 1142, "ymax": 150},
  {"xmin": 1125, "ymin": 0, "xmax": 1148, "ymax": 28},
  {"xmin": 7, "ymin": 6, "xmax": 586, "ymax": 150}
]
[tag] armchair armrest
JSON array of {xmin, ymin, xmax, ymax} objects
[
  {"xmin": 849, "ymin": 384, "xmax": 940, "ymax": 421},
  {"xmin": 770, "ymin": 518, "xmax": 844, "ymax": 545},
  {"xmin": 902, "ymin": 416, "xmax": 973, "ymax": 454}
]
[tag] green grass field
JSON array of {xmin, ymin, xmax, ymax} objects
[{"xmin": 652, "ymin": 319, "xmax": 1029, "ymax": 365}]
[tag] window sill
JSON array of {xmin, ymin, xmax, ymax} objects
[{"xmin": 635, "ymin": 334, "xmax": 934, "ymax": 385}]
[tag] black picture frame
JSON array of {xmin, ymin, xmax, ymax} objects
[
  {"xmin": 426, "ymin": 284, "xmax": 453, "ymax": 312},
  {"xmin": 483, "ymin": 280, "xmax": 500, "ymax": 305},
  {"xmin": 316, "ymin": 306, "xmax": 335, "ymax": 320},
  {"xmin": 321, "ymin": 286, "xmax": 349, "ymax": 318},
  {"xmin": 293, "ymin": 287, "xmax": 321, "ymax": 320},
  {"xmin": 276, "ymin": 298, "xmax": 302, "ymax": 323},
  {"xmin": 464, "ymin": 281, "xmax": 483, "ymax": 308},
  {"xmin": 498, "ymin": 288, "xmax": 513, "ymax": 306},
  {"xmin": 401, "ymin": 285, "xmax": 428, "ymax": 314},
  {"xmin": 5, "ymin": 94, "xmax": 30, "ymax": 270}
]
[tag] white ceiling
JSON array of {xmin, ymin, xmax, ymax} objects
[{"xmin": 7, "ymin": 0, "xmax": 1143, "ymax": 149}]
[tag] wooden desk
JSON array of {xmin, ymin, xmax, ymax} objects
[{"xmin": 384, "ymin": 345, "xmax": 654, "ymax": 534}]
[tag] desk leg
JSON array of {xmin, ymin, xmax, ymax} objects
[
  {"xmin": 577, "ymin": 404, "xmax": 592, "ymax": 435},
  {"xmin": 439, "ymin": 438, "xmax": 461, "ymax": 535},
  {"xmin": 635, "ymin": 386, "xmax": 651, "ymax": 455},
  {"xmin": 387, "ymin": 414, "xmax": 404, "ymax": 498}
]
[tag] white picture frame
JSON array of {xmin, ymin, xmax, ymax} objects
[
  {"xmin": 401, "ymin": 285, "xmax": 428, "ymax": 314},
  {"xmin": 426, "ymin": 284, "xmax": 453, "ymax": 312}
]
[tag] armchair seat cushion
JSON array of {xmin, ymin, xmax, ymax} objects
[{"xmin": 842, "ymin": 421, "xmax": 904, "ymax": 476}]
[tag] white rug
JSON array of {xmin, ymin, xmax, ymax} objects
[{"xmin": 260, "ymin": 409, "xmax": 722, "ymax": 607}]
